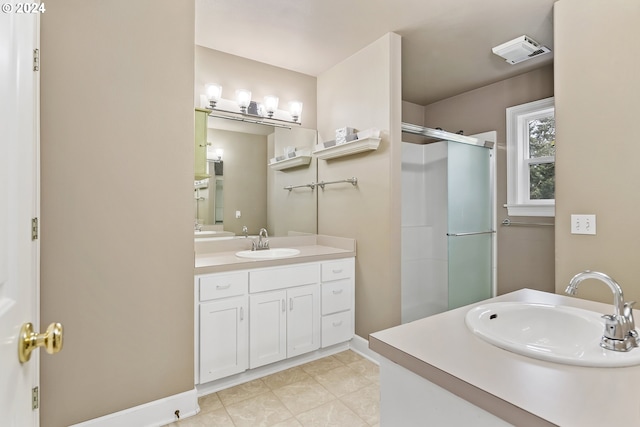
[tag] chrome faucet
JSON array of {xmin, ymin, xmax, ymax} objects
[
  {"xmin": 566, "ymin": 270, "xmax": 638, "ymax": 351},
  {"xmin": 242, "ymin": 226, "xmax": 248, "ymax": 238},
  {"xmin": 251, "ymin": 228, "xmax": 270, "ymax": 251},
  {"xmin": 194, "ymin": 219, "xmax": 202, "ymax": 232}
]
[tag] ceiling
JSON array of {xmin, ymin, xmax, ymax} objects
[{"xmin": 195, "ymin": 0, "xmax": 556, "ymax": 106}]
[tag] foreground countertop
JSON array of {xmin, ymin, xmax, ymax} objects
[
  {"xmin": 194, "ymin": 234, "xmax": 356, "ymax": 275},
  {"xmin": 369, "ymin": 289, "xmax": 640, "ymax": 427}
]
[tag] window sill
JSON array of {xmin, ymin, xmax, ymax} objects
[{"xmin": 504, "ymin": 204, "xmax": 555, "ymax": 217}]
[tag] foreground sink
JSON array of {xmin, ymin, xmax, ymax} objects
[
  {"xmin": 235, "ymin": 248, "xmax": 301, "ymax": 259},
  {"xmin": 465, "ymin": 302, "xmax": 640, "ymax": 367}
]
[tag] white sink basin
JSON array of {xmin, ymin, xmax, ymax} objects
[
  {"xmin": 465, "ymin": 302, "xmax": 640, "ymax": 367},
  {"xmin": 235, "ymin": 248, "xmax": 301, "ymax": 259}
]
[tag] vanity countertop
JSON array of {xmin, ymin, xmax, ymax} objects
[
  {"xmin": 369, "ymin": 289, "xmax": 640, "ymax": 427},
  {"xmin": 194, "ymin": 234, "xmax": 356, "ymax": 275}
]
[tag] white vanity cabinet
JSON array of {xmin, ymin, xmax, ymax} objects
[
  {"xmin": 320, "ymin": 258, "xmax": 355, "ymax": 347},
  {"xmin": 249, "ymin": 263, "xmax": 321, "ymax": 369},
  {"xmin": 195, "ymin": 257, "xmax": 355, "ymax": 386},
  {"xmin": 197, "ymin": 271, "xmax": 249, "ymax": 384}
]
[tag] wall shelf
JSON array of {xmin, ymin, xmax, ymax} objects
[
  {"xmin": 269, "ymin": 155, "xmax": 312, "ymax": 171},
  {"xmin": 313, "ymin": 137, "xmax": 381, "ymax": 160}
]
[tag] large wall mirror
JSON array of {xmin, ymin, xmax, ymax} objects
[{"xmin": 195, "ymin": 117, "xmax": 318, "ymax": 237}]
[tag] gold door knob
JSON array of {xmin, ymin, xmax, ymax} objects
[{"xmin": 18, "ymin": 322, "xmax": 64, "ymax": 363}]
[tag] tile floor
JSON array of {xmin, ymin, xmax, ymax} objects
[{"xmin": 166, "ymin": 350, "xmax": 380, "ymax": 427}]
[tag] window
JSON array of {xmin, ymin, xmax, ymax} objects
[{"xmin": 506, "ymin": 97, "xmax": 555, "ymax": 216}]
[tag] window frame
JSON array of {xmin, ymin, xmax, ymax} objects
[{"xmin": 505, "ymin": 96, "xmax": 555, "ymax": 217}]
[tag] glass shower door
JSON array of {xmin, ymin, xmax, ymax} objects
[{"xmin": 447, "ymin": 141, "xmax": 493, "ymax": 310}]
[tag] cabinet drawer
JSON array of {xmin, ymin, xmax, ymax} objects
[
  {"xmin": 321, "ymin": 279, "xmax": 353, "ymax": 315},
  {"xmin": 250, "ymin": 263, "xmax": 319, "ymax": 293},
  {"xmin": 321, "ymin": 259, "xmax": 352, "ymax": 282},
  {"xmin": 199, "ymin": 272, "xmax": 248, "ymax": 301},
  {"xmin": 321, "ymin": 311, "xmax": 353, "ymax": 348}
]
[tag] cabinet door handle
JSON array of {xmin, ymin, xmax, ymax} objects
[
  {"xmin": 282, "ymin": 299, "xmax": 285, "ymax": 312},
  {"xmin": 216, "ymin": 284, "xmax": 231, "ymax": 290},
  {"xmin": 332, "ymin": 289, "xmax": 343, "ymax": 295},
  {"xmin": 289, "ymin": 298, "xmax": 293, "ymax": 311},
  {"xmin": 332, "ymin": 320, "xmax": 343, "ymax": 327},
  {"xmin": 332, "ymin": 269, "xmax": 343, "ymax": 274},
  {"xmin": 240, "ymin": 306, "xmax": 244, "ymax": 321}
]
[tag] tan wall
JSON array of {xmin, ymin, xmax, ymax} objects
[
  {"xmin": 317, "ymin": 33, "xmax": 403, "ymax": 338},
  {"xmin": 208, "ymin": 129, "xmax": 268, "ymax": 235},
  {"xmin": 554, "ymin": 0, "xmax": 640, "ymax": 303},
  {"xmin": 40, "ymin": 1, "xmax": 195, "ymax": 426},
  {"xmin": 419, "ymin": 66, "xmax": 555, "ymax": 295},
  {"xmin": 195, "ymin": 46, "xmax": 318, "ymax": 236}
]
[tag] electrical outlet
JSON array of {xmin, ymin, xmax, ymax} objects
[
  {"xmin": 571, "ymin": 214, "xmax": 596, "ymax": 235},
  {"xmin": 235, "ymin": 210, "xmax": 241, "ymax": 219}
]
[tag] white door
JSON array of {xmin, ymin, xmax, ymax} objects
[
  {"xmin": 1, "ymin": 5, "xmax": 40, "ymax": 426},
  {"xmin": 249, "ymin": 290, "xmax": 286, "ymax": 369},
  {"xmin": 287, "ymin": 285, "xmax": 320, "ymax": 358},
  {"xmin": 199, "ymin": 296, "xmax": 248, "ymax": 383}
]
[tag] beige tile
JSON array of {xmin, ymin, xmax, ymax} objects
[
  {"xmin": 168, "ymin": 407, "xmax": 234, "ymax": 427},
  {"xmin": 225, "ymin": 391, "xmax": 293, "ymax": 427},
  {"xmin": 262, "ymin": 366, "xmax": 312, "ymax": 390},
  {"xmin": 314, "ymin": 365, "xmax": 372, "ymax": 397},
  {"xmin": 197, "ymin": 392, "xmax": 223, "ymax": 414},
  {"xmin": 296, "ymin": 400, "xmax": 368, "ymax": 427},
  {"xmin": 333, "ymin": 350, "xmax": 364, "ymax": 365},
  {"xmin": 217, "ymin": 378, "xmax": 270, "ymax": 406},
  {"xmin": 300, "ymin": 355, "xmax": 344, "ymax": 377},
  {"xmin": 272, "ymin": 376, "xmax": 336, "ymax": 415},
  {"xmin": 272, "ymin": 418, "xmax": 304, "ymax": 427},
  {"xmin": 339, "ymin": 383, "xmax": 380, "ymax": 425},
  {"xmin": 347, "ymin": 359, "xmax": 380, "ymax": 384}
]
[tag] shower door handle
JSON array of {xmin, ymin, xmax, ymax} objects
[{"xmin": 446, "ymin": 230, "xmax": 496, "ymax": 237}]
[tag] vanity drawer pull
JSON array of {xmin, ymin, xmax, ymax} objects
[
  {"xmin": 332, "ymin": 289, "xmax": 343, "ymax": 295},
  {"xmin": 332, "ymin": 320, "xmax": 343, "ymax": 327},
  {"xmin": 240, "ymin": 307, "xmax": 244, "ymax": 321},
  {"xmin": 216, "ymin": 284, "xmax": 231, "ymax": 290},
  {"xmin": 332, "ymin": 269, "xmax": 343, "ymax": 274}
]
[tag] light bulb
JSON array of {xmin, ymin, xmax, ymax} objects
[
  {"xmin": 263, "ymin": 96, "xmax": 279, "ymax": 117},
  {"xmin": 289, "ymin": 101, "xmax": 303, "ymax": 122},
  {"xmin": 235, "ymin": 89, "xmax": 252, "ymax": 112},
  {"xmin": 206, "ymin": 84, "xmax": 222, "ymax": 108}
]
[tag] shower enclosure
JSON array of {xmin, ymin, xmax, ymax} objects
[{"xmin": 401, "ymin": 125, "xmax": 496, "ymax": 323}]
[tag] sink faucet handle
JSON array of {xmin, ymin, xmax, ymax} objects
[{"xmin": 624, "ymin": 301, "xmax": 637, "ymax": 328}]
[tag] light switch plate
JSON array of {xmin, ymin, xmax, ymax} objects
[
  {"xmin": 571, "ymin": 214, "xmax": 596, "ymax": 235},
  {"xmin": 235, "ymin": 210, "xmax": 241, "ymax": 219}
]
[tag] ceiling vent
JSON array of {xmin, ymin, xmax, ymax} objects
[{"xmin": 492, "ymin": 35, "xmax": 551, "ymax": 65}]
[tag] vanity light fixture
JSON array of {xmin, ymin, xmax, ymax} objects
[
  {"xmin": 289, "ymin": 101, "xmax": 303, "ymax": 123},
  {"xmin": 203, "ymin": 84, "xmax": 303, "ymax": 127},
  {"xmin": 206, "ymin": 84, "xmax": 222, "ymax": 108},
  {"xmin": 235, "ymin": 89, "xmax": 252, "ymax": 113},
  {"xmin": 263, "ymin": 96, "xmax": 279, "ymax": 118}
]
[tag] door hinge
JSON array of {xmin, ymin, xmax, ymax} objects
[
  {"xmin": 33, "ymin": 49, "xmax": 39, "ymax": 72},
  {"xmin": 31, "ymin": 218, "xmax": 38, "ymax": 240},
  {"xmin": 32, "ymin": 386, "xmax": 39, "ymax": 410}
]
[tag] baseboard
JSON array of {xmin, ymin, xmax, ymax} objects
[
  {"xmin": 349, "ymin": 334, "xmax": 381, "ymax": 365},
  {"xmin": 69, "ymin": 388, "xmax": 198, "ymax": 427}
]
